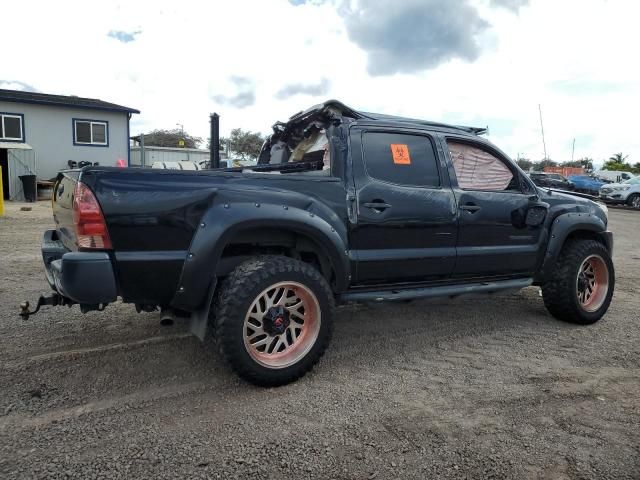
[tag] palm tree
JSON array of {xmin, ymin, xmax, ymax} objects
[{"xmin": 609, "ymin": 153, "xmax": 628, "ymax": 164}]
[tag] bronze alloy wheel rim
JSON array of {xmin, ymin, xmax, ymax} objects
[
  {"xmin": 576, "ymin": 254, "xmax": 609, "ymax": 312},
  {"xmin": 243, "ymin": 281, "xmax": 321, "ymax": 369}
]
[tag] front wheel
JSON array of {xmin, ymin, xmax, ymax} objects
[
  {"xmin": 213, "ymin": 256, "xmax": 334, "ymax": 386},
  {"xmin": 627, "ymin": 193, "xmax": 640, "ymax": 209},
  {"xmin": 542, "ymin": 239, "xmax": 615, "ymax": 324}
]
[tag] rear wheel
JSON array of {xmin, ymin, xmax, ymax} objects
[
  {"xmin": 542, "ymin": 239, "xmax": 614, "ymax": 324},
  {"xmin": 627, "ymin": 193, "xmax": 640, "ymax": 209},
  {"xmin": 213, "ymin": 256, "xmax": 334, "ymax": 386}
]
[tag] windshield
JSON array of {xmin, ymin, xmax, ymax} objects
[{"xmin": 623, "ymin": 177, "xmax": 640, "ymax": 185}]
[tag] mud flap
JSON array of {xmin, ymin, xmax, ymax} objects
[{"xmin": 189, "ymin": 278, "xmax": 217, "ymax": 341}]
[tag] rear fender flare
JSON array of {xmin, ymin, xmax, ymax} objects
[{"xmin": 170, "ymin": 202, "xmax": 350, "ymax": 311}]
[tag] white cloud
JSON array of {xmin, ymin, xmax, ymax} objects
[{"xmin": 1, "ymin": 0, "xmax": 639, "ymax": 165}]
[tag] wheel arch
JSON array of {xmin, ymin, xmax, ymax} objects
[
  {"xmin": 170, "ymin": 201, "xmax": 350, "ymax": 312},
  {"xmin": 535, "ymin": 211, "xmax": 612, "ymax": 284}
]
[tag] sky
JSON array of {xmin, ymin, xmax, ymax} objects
[{"xmin": 1, "ymin": 0, "xmax": 638, "ymax": 165}]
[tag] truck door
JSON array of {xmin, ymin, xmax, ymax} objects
[
  {"xmin": 443, "ymin": 137, "xmax": 543, "ymax": 278},
  {"xmin": 349, "ymin": 127, "xmax": 458, "ymax": 285}
]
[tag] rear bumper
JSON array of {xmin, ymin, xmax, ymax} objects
[{"xmin": 42, "ymin": 230, "xmax": 117, "ymax": 305}]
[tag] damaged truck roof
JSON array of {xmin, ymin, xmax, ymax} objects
[{"xmin": 285, "ymin": 99, "xmax": 488, "ymax": 136}]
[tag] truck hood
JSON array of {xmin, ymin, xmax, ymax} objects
[
  {"xmin": 545, "ymin": 188, "xmax": 598, "ymax": 201},
  {"xmin": 537, "ymin": 187, "xmax": 608, "ymax": 225}
]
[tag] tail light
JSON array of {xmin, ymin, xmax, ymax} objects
[{"xmin": 72, "ymin": 182, "xmax": 112, "ymax": 249}]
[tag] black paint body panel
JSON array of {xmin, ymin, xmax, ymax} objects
[{"xmin": 46, "ymin": 113, "xmax": 611, "ymax": 311}]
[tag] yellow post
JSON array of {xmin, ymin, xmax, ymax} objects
[{"xmin": 0, "ymin": 166, "xmax": 4, "ymax": 217}]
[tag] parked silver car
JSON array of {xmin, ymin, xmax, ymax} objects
[{"xmin": 599, "ymin": 177, "xmax": 640, "ymax": 208}]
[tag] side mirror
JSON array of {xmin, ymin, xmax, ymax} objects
[
  {"xmin": 525, "ymin": 206, "xmax": 547, "ymax": 227},
  {"xmin": 511, "ymin": 205, "xmax": 547, "ymax": 229}
]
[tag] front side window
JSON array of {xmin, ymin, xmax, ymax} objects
[
  {"xmin": 0, "ymin": 113, "xmax": 24, "ymax": 141},
  {"xmin": 74, "ymin": 120, "xmax": 108, "ymax": 146},
  {"xmin": 447, "ymin": 140, "xmax": 515, "ymax": 191},
  {"xmin": 362, "ymin": 132, "xmax": 440, "ymax": 187}
]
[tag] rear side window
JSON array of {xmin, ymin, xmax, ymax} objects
[
  {"xmin": 447, "ymin": 140, "xmax": 514, "ymax": 191},
  {"xmin": 362, "ymin": 132, "xmax": 440, "ymax": 187}
]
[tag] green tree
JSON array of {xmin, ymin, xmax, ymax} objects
[
  {"xmin": 561, "ymin": 158, "xmax": 593, "ymax": 172},
  {"xmin": 579, "ymin": 157, "xmax": 594, "ymax": 172},
  {"xmin": 608, "ymin": 152, "xmax": 628, "ymax": 164},
  {"xmin": 602, "ymin": 160, "xmax": 632, "ymax": 172},
  {"xmin": 516, "ymin": 158, "xmax": 533, "ymax": 171},
  {"xmin": 141, "ymin": 128, "xmax": 202, "ymax": 149},
  {"xmin": 217, "ymin": 128, "xmax": 265, "ymax": 161},
  {"xmin": 532, "ymin": 159, "xmax": 558, "ymax": 172}
]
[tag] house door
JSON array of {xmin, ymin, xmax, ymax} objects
[{"xmin": 0, "ymin": 149, "xmax": 8, "ymax": 200}]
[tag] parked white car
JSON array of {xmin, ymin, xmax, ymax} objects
[
  {"xmin": 599, "ymin": 177, "xmax": 640, "ymax": 208},
  {"xmin": 596, "ymin": 170, "xmax": 636, "ymax": 183},
  {"xmin": 151, "ymin": 161, "xmax": 201, "ymax": 170}
]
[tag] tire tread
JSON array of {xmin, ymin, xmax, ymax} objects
[
  {"xmin": 213, "ymin": 256, "xmax": 334, "ymax": 386},
  {"xmin": 542, "ymin": 239, "xmax": 614, "ymax": 324}
]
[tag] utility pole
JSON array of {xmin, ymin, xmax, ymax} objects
[
  {"xmin": 571, "ymin": 138, "xmax": 575, "ymax": 162},
  {"xmin": 538, "ymin": 104, "xmax": 548, "ymax": 160}
]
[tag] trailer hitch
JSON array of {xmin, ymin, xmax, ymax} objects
[{"xmin": 19, "ymin": 293, "xmax": 73, "ymax": 320}]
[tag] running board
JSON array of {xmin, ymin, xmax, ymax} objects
[{"xmin": 339, "ymin": 278, "xmax": 533, "ymax": 303}]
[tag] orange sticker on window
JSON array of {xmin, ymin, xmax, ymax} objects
[{"xmin": 390, "ymin": 144, "xmax": 411, "ymax": 164}]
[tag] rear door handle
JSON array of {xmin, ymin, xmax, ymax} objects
[
  {"xmin": 459, "ymin": 203, "xmax": 481, "ymax": 213},
  {"xmin": 362, "ymin": 201, "xmax": 392, "ymax": 212}
]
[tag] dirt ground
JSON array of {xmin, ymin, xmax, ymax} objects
[{"xmin": 0, "ymin": 201, "xmax": 638, "ymax": 479}]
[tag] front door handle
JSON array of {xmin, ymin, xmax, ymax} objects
[
  {"xmin": 459, "ymin": 203, "xmax": 481, "ymax": 213},
  {"xmin": 362, "ymin": 201, "xmax": 392, "ymax": 212}
]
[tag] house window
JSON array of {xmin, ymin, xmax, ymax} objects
[
  {"xmin": 0, "ymin": 113, "xmax": 24, "ymax": 141},
  {"xmin": 73, "ymin": 119, "xmax": 108, "ymax": 146}
]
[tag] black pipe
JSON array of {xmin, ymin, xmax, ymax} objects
[{"xmin": 210, "ymin": 113, "xmax": 220, "ymax": 169}]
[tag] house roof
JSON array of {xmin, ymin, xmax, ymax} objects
[{"xmin": 0, "ymin": 88, "xmax": 140, "ymax": 114}]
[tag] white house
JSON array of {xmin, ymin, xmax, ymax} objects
[{"xmin": 0, "ymin": 88, "xmax": 139, "ymax": 200}]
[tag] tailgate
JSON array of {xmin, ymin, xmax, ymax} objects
[{"xmin": 52, "ymin": 170, "xmax": 81, "ymax": 251}]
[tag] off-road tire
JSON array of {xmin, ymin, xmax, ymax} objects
[
  {"xmin": 213, "ymin": 256, "xmax": 334, "ymax": 386},
  {"xmin": 627, "ymin": 193, "xmax": 640, "ymax": 209},
  {"xmin": 542, "ymin": 239, "xmax": 614, "ymax": 324}
]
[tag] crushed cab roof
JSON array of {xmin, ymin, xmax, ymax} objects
[{"xmin": 289, "ymin": 99, "xmax": 487, "ymax": 135}]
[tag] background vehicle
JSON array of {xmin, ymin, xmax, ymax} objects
[
  {"xmin": 600, "ymin": 177, "xmax": 640, "ymax": 208},
  {"xmin": 26, "ymin": 100, "xmax": 615, "ymax": 386},
  {"xmin": 595, "ymin": 170, "xmax": 636, "ymax": 184},
  {"xmin": 567, "ymin": 175, "xmax": 605, "ymax": 195},
  {"xmin": 528, "ymin": 172, "xmax": 574, "ymax": 190},
  {"xmin": 151, "ymin": 161, "xmax": 201, "ymax": 170}
]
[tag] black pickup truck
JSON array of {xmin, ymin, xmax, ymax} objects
[{"xmin": 25, "ymin": 100, "xmax": 615, "ymax": 386}]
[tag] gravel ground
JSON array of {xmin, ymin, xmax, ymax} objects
[{"xmin": 0, "ymin": 201, "xmax": 638, "ymax": 479}]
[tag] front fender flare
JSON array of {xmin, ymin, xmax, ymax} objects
[
  {"xmin": 535, "ymin": 211, "xmax": 609, "ymax": 283},
  {"xmin": 170, "ymin": 202, "xmax": 350, "ymax": 312}
]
